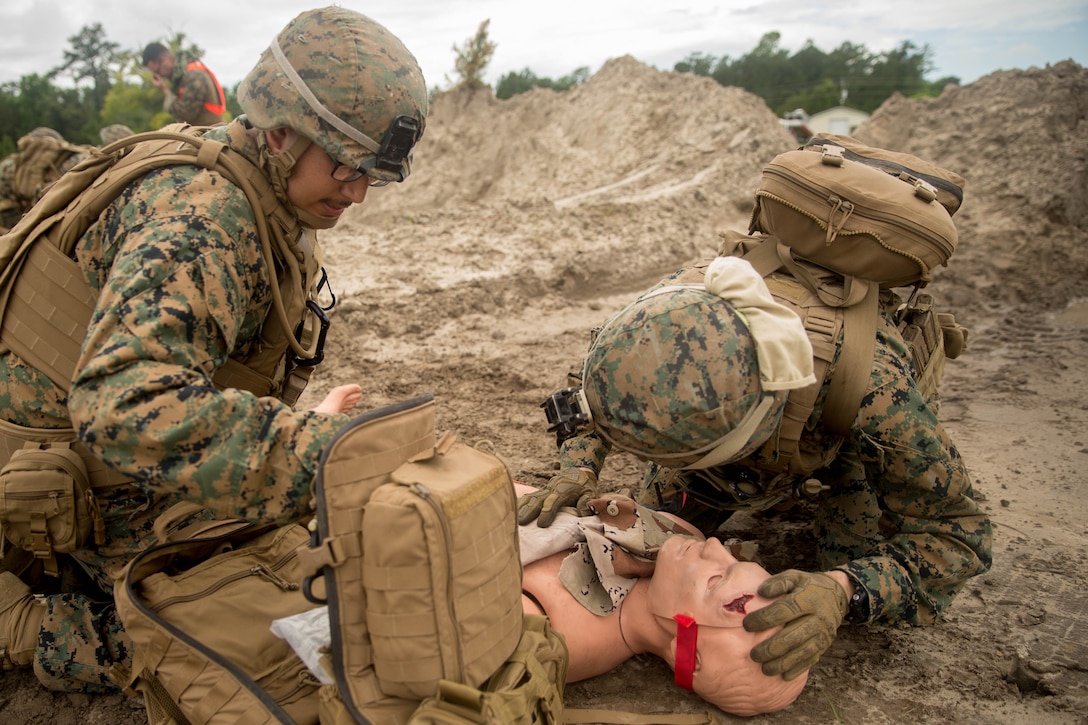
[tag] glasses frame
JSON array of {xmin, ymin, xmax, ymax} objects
[{"xmin": 326, "ymin": 150, "xmax": 389, "ymax": 187}]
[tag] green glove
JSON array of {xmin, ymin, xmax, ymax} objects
[
  {"xmin": 516, "ymin": 468, "xmax": 598, "ymax": 527},
  {"xmin": 742, "ymin": 570, "xmax": 849, "ymax": 681}
]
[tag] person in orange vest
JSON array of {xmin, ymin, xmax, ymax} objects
[{"xmin": 142, "ymin": 42, "xmax": 227, "ymax": 126}]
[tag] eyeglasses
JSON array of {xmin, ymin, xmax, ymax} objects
[{"xmin": 326, "ymin": 151, "xmax": 389, "ymax": 187}]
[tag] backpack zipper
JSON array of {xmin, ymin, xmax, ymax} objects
[
  {"xmin": 409, "ymin": 482, "xmax": 465, "ymax": 680},
  {"xmin": 150, "ymin": 547, "xmax": 299, "ymax": 613},
  {"xmin": 758, "ymin": 166, "xmax": 956, "ymax": 265},
  {"xmin": 806, "ymin": 139, "xmax": 965, "ymax": 207}
]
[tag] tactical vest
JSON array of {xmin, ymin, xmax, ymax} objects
[
  {"xmin": 184, "ymin": 60, "xmax": 227, "ymax": 116},
  {"xmin": 655, "ymin": 231, "xmax": 966, "ymax": 512},
  {"xmin": 0, "ymin": 124, "xmax": 328, "ymax": 479}
]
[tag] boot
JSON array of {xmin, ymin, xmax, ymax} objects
[{"xmin": 0, "ymin": 570, "xmax": 45, "ymax": 669}]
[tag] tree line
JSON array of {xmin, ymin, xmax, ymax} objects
[
  {"xmin": 2, "ymin": 22, "xmax": 956, "ymax": 158},
  {"xmin": 496, "ymin": 31, "xmax": 957, "ymax": 114}
]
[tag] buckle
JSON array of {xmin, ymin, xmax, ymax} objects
[{"xmin": 540, "ymin": 387, "xmax": 592, "ymax": 447}]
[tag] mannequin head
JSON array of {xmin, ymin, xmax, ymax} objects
[{"xmin": 648, "ymin": 536, "xmax": 808, "ymax": 716}]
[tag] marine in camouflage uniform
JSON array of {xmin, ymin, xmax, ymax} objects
[
  {"xmin": 0, "ymin": 127, "xmax": 92, "ymax": 232},
  {"xmin": 519, "ymin": 254, "xmax": 992, "ymax": 681},
  {"xmin": 0, "ymin": 7, "xmax": 427, "ymax": 693},
  {"xmin": 143, "ymin": 43, "xmax": 227, "ymax": 127}
]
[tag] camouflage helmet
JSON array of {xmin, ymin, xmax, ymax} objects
[
  {"xmin": 237, "ymin": 6, "xmax": 427, "ymax": 183},
  {"xmin": 21, "ymin": 127, "xmax": 64, "ymax": 143},
  {"xmin": 98, "ymin": 124, "xmax": 135, "ymax": 146},
  {"xmin": 581, "ymin": 286, "xmax": 787, "ymax": 469}
]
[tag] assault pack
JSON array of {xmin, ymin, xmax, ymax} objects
[
  {"xmin": 113, "ymin": 395, "xmax": 563, "ymax": 725},
  {"xmin": 701, "ymin": 134, "xmax": 970, "ymax": 507}
]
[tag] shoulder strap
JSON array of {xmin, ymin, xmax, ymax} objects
[{"xmin": 739, "ymin": 233, "xmax": 878, "ymax": 437}]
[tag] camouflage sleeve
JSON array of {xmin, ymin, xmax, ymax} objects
[
  {"xmin": 165, "ymin": 69, "xmax": 214, "ymax": 124},
  {"xmin": 558, "ymin": 429, "xmax": 611, "ymax": 475},
  {"xmin": 831, "ymin": 315, "xmax": 993, "ymax": 626},
  {"xmin": 68, "ymin": 166, "xmax": 345, "ymax": 525}
]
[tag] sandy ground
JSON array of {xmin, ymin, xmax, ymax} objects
[{"xmin": 1, "ymin": 57, "xmax": 1087, "ymax": 724}]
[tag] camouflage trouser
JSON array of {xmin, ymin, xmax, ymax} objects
[{"xmin": 33, "ymin": 592, "xmax": 133, "ymax": 693}]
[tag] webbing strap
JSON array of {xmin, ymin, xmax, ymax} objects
[
  {"xmin": 821, "ymin": 279, "xmax": 879, "ymax": 435},
  {"xmin": 741, "ymin": 235, "xmax": 880, "ymax": 438}
]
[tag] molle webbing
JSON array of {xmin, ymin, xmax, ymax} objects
[
  {"xmin": 760, "ymin": 274, "xmax": 844, "ymax": 475},
  {"xmin": 0, "ymin": 241, "xmax": 92, "ymax": 390}
]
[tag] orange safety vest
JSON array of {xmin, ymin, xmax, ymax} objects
[{"xmin": 184, "ymin": 60, "xmax": 226, "ymax": 116}]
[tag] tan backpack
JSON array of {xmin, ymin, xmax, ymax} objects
[
  {"xmin": 741, "ymin": 135, "xmax": 969, "ymax": 438},
  {"xmin": 8, "ymin": 134, "xmax": 90, "ymax": 206},
  {"xmin": 295, "ymin": 394, "xmax": 527, "ymax": 724},
  {"xmin": 114, "ymin": 395, "xmax": 539, "ymax": 725}
]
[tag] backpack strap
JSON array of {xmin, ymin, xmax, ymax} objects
[
  {"xmin": 819, "ymin": 280, "xmax": 878, "ymax": 435},
  {"xmin": 739, "ymin": 233, "xmax": 878, "ymax": 437}
]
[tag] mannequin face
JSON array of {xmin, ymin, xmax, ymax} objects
[
  {"xmin": 646, "ymin": 536, "xmax": 774, "ymax": 627},
  {"xmin": 648, "ymin": 536, "xmax": 808, "ymax": 716}
]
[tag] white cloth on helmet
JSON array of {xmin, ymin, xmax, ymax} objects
[{"xmin": 704, "ymin": 256, "xmax": 816, "ymax": 392}]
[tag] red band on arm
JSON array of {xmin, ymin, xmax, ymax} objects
[{"xmin": 673, "ymin": 614, "xmax": 697, "ymax": 691}]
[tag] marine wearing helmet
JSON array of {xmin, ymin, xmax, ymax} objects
[
  {"xmin": 521, "ymin": 252, "xmax": 991, "ymax": 690},
  {"xmin": 0, "ymin": 6, "xmax": 431, "ymax": 697}
]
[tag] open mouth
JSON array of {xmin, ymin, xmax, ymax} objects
[{"xmin": 724, "ymin": 593, "xmax": 754, "ymax": 614}]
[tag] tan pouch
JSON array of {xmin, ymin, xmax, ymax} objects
[{"xmin": 0, "ymin": 441, "xmax": 103, "ymax": 574}]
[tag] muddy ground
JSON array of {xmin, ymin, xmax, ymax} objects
[{"xmin": 1, "ymin": 57, "xmax": 1086, "ymax": 724}]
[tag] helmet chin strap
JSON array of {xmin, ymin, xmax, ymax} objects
[{"xmin": 258, "ymin": 132, "xmax": 340, "ymax": 231}]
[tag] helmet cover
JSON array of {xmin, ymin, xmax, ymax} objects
[
  {"xmin": 237, "ymin": 6, "xmax": 427, "ymax": 182},
  {"xmin": 582, "ymin": 287, "xmax": 784, "ymax": 468}
]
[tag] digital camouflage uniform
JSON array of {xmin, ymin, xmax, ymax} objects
[
  {"xmin": 0, "ymin": 119, "xmax": 351, "ymax": 691},
  {"xmin": 161, "ymin": 52, "xmax": 226, "ymax": 127},
  {"xmin": 557, "ymin": 262, "xmax": 993, "ymax": 629},
  {"xmin": 0, "ymin": 6, "xmax": 427, "ymax": 692}
]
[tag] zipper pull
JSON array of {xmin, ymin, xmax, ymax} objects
[{"xmin": 252, "ymin": 564, "xmax": 300, "ymax": 591}]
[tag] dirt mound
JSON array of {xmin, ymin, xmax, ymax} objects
[{"xmin": 856, "ymin": 59, "xmax": 1088, "ymax": 312}]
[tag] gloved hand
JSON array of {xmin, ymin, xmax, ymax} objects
[
  {"xmin": 742, "ymin": 569, "xmax": 849, "ymax": 681},
  {"xmin": 516, "ymin": 468, "xmax": 598, "ymax": 527}
]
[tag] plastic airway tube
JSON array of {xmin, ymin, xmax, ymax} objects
[{"xmin": 673, "ymin": 614, "xmax": 697, "ymax": 690}]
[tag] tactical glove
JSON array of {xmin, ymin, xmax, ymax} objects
[
  {"xmin": 516, "ymin": 468, "xmax": 598, "ymax": 528},
  {"xmin": 742, "ymin": 569, "xmax": 849, "ymax": 681}
]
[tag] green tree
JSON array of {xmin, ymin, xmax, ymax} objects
[
  {"xmin": 50, "ymin": 23, "xmax": 122, "ymax": 140},
  {"xmin": 450, "ymin": 20, "xmax": 496, "ymax": 89},
  {"xmin": 495, "ymin": 66, "xmax": 589, "ymax": 99},
  {"xmin": 674, "ymin": 52, "xmax": 719, "ymax": 76},
  {"xmin": 496, "ymin": 68, "xmax": 541, "ymax": 98}
]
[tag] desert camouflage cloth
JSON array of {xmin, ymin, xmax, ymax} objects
[
  {"xmin": 0, "ymin": 118, "xmax": 353, "ymax": 691},
  {"xmin": 559, "ymin": 265, "xmax": 993, "ymax": 628},
  {"xmin": 162, "ymin": 52, "xmax": 226, "ymax": 126},
  {"xmin": 517, "ymin": 494, "xmax": 699, "ymax": 615}
]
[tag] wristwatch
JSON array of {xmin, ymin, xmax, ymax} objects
[{"xmin": 845, "ymin": 584, "xmax": 870, "ymax": 624}]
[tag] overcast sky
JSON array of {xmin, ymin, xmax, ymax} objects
[{"xmin": 2, "ymin": 0, "xmax": 1085, "ymax": 93}]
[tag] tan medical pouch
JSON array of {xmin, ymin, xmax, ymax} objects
[{"xmin": 0, "ymin": 441, "xmax": 103, "ymax": 574}]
